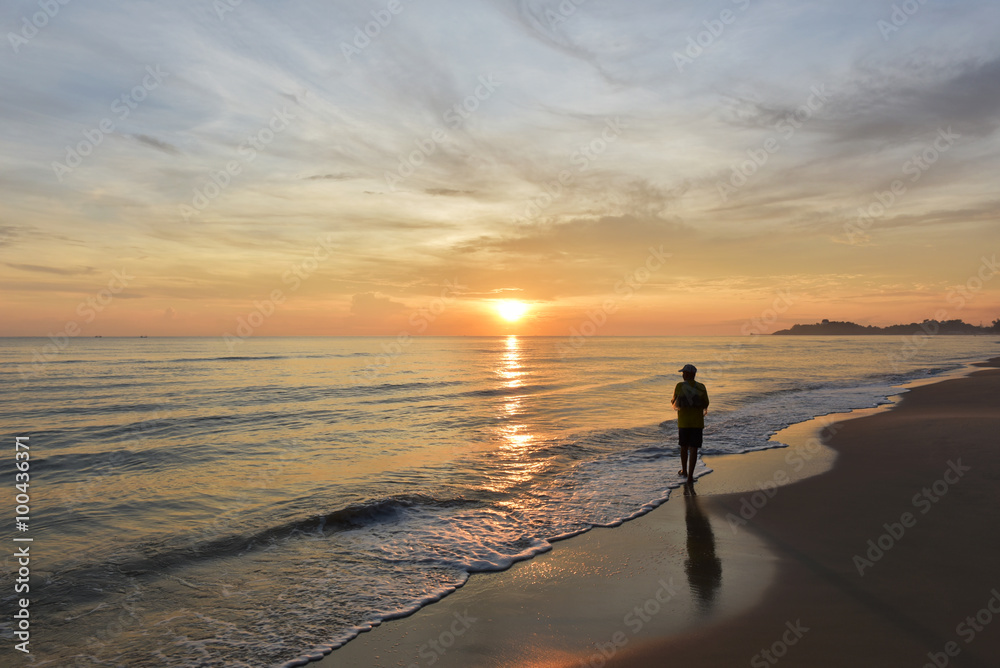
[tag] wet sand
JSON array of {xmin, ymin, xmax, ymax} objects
[
  {"xmin": 316, "ymin": 358, "xmax": 1000, "ymax": 668},
  {"xmin": 601, "ymin": 357, "xmax": 1000, "ymax": 668}
]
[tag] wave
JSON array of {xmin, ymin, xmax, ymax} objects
[
  {"xmin": 457, "ymin": 383, "xmax": 559, "ymax": 398},
  {"xmin": 47, "ymin": 494, "xmax": 481, "ymax": 583},
  {"xmin": 162, "ymin": 353, "xmax": 372, "ymax": 363},
  {"xmin": 4, "ymin": 354, "xmax": 361, "ymax": 366},
  {"xmin": 10, "ymin": 352, "xmax": 379, "ymax": 366}
]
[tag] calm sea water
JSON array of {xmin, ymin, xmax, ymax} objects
[{"xmin": 1, "ymin": 335, "xmax": 997, "ymax": 666}]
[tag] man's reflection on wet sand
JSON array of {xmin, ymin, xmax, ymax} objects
[{"xmin": 683, "ymin": 482, "xmax": 723, "ymax": 614}]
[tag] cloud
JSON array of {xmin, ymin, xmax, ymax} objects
[
  {"xmin": 456, "ymin": 213, "xmax": 685, "ymax": 257},
  {"xmin": 5, "ymin": 263, "xmax": 97, "ymax": 276},
  {"xmin": 350, "ymin": 292, "xmax": 406, "ymax": 317},
  {"xmin": 130, "ymin": 134, "xmax": 181, "ymax": 155},
  {"xmin": 304, "ymin": 173, "xmax": 355, "ymax": 180},
  {"xmin": 822, "ymin": 56, "xmax": 1000, "ymax": 145},
  {"xmin": 425, "ymin": 188, "xmax": 473, "ymax": 196},
  {"xmin": 490, "ymin": 0, "xmax": 637, "ymax": 86},
  {"xmin": 0, "ymin": 226, "xmax": 20, "ymax": 247}
]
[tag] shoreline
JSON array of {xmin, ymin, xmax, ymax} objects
[
  {"xmin": 310, "ymin": 412, "xmax": 835, "ymax": 667},
  {"xmin": 602, "ymin": 356, "xmax": 1000, "ymax": 667},
  {"xmin": 312, "ymin": 360, "xmax": 1000, "ymax": 667}
]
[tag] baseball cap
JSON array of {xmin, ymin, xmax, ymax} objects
[{"xmin": 679, "ymin": 364, "xmax": 697, "ymax": 373}]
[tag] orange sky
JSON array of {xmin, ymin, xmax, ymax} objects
[{"xmin": 2, "ymin": 2, "xmax": 998, "ymax": 337}]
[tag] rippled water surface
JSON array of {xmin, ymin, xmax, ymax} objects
[{"xmin": 1, "ymin": 335, "xmax": 996, "ymax": 666}]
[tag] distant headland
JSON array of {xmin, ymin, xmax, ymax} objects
[{"xmin": 772, "ymin": 318, "xmax": 1000, "ymax": 335}]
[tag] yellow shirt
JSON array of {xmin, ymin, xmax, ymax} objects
[{"xmin": 673, "ymin": 381, "xmax": 709, "ymax": 429}]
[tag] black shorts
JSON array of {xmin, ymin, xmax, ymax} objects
[{"xmin": 678, "ymin": 428, "xmax": 703, "ymax": 449}]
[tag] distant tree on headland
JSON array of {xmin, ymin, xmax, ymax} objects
[{"xmin": 773, "ymin": 318, "xmax": 999, "ymax": 335}]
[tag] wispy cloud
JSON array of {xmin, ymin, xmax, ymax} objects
[
  {"xmin": 1, "ymin": 0, "xmax": 998, "ymax": 334},
  {"xmin": 130, "ymin": 134, "xmax": 181, "ymax": 154},
  {"xmin": 5, "ymin": 263, "xmax": 97, "ymax": 276}
]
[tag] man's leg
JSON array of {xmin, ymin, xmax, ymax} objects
[
  {"xmin": 679, "ymin": 444, "xmax": 689, "ymax": 476},
  {"xmin": 686, "ymin": 446, "xmax": 698, "ymax": 480},
  {"xmin": 687, "ymin": 428, "xmax": 704, "ymax": 480}
]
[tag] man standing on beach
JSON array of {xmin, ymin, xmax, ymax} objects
[{"xmin": 672, "ymin": 364, "xmax": 709, "ymax": 481}]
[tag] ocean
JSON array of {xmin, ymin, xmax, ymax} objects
[{"xmin": 1, "ymin": 335, "xmax": 997, "ymax": 666}]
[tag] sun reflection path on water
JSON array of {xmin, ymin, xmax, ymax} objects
[{"xmin": 483, "ymin": 336, "xmax": 547, "ymax": 496}]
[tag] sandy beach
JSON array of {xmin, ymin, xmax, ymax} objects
[{"xmin": 318, "ymin": 358, "xmax": 1000, "ymax": 668}]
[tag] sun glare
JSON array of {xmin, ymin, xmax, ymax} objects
[{"xmin": 496, "ymin": 300, "xmax": 529, "ymax": 322}]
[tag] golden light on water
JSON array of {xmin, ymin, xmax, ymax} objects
[
  {"xmin": 481, "ymin": 335, "xmax": 544, "ymax": 495},
  {"xmin": 496, "ymin": 300, "xmax": 529, "ymax": 322}
]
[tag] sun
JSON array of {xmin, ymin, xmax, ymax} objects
[{"xmin": 496, "ymin": 300, "xmax": 529, "ymax": 322}]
